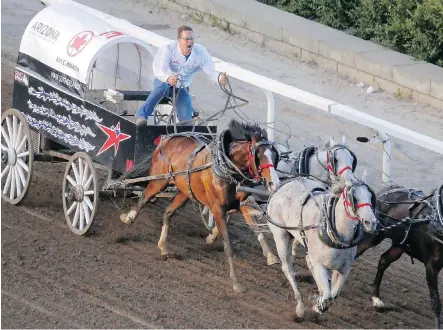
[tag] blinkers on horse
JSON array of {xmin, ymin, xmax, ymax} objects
[
  {"xmin": 247, "ymin": 140, "xmax": 280, "ymax": 181},
  {"xmin": 342, "ymin": 182, "xmax": 377, "ymax": 221},
  {"xmin": 325, "ymin": 144, "xmax": 358, "ymax": 178}
]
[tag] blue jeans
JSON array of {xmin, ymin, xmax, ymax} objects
[{"xmin": 136, "ymin": 78, "xmax": 193, "ymax": 122}]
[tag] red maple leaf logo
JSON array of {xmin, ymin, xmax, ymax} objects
[
  {"xmin": 96, "ymin": 122, "xmax": 131, "ymax": 156},
  {"xmin": 67, "ymin": 31, "xmax": 93, "ymax": 57},
  {"xmin": 71, "ymin": 34, "xmax": 88, "ymax": 51}
]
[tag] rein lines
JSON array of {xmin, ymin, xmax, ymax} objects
[{"xmin": 106, "ymin": 162, "xmax": 213, "ymax": 189}]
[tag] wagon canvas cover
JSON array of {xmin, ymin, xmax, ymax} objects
[
  {"xmin": 18, "ymin": 2, "xmax": 156, "ymax": 97},
  {"xmin": 12, "ymin": 2, "xmax": 163, "ymax": 174}
]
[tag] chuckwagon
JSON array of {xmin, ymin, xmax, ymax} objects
[{"xmin": 1, "ymin": 2, "xmax": 216, "ymax": 235}]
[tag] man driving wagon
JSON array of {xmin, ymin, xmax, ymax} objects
[{"xmin": 135, "ymin": 25, "xmax": 228, "ymax": 125}]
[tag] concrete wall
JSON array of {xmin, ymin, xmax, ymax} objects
[{"xmin": 143, "ymin": 0, "xmax": 443, "ymax": 110}]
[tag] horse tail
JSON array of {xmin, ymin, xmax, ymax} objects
[{"xmin": 119, "ymin": 156, "xmax": 153, "ymax": 181}]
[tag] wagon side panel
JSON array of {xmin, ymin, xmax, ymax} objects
[{"xmin": 13, "ymin": 66, "xmax": 136, "ymax": 174}]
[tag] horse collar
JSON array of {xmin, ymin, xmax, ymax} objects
[{"xmin": 317, "ymin": 195, "xmax": 364, "ymax": 249}]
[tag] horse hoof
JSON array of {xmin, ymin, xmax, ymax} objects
[
  {"xmin": 313, "ymin": 305, "xmax": 323, "ymax": 314},
  {"xmin": 312, "ymin": 296, "xmax": 329, "ymax": 314},
  {"xmin": 296, "ymin": 306, "xmax": 305, "ymax": 319},
  {"xmin": 120, "ymin": 210, "xmax": 136, "ymax": 224},
  {"xmin": 120, "ymin": 213, "xmax": 130, "ymax": 224},
  {"xmin": 233, "ymin": 283, "xmax": 246, "ymax": 293},
  {"xmin": 266, "ymin": 253, "xmax": 280, "ymax": 265},
  {"xmin": 205, "ymin": 234, "xmax": 216, "ymax": 245},
  {"xmin": 372, "ymin": 297, "xmax": 385, "ymax": 308}
]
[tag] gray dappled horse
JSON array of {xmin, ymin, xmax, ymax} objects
[{"xmin": 267, "ymin": 176, "xmax": 377, "ymax": 317}]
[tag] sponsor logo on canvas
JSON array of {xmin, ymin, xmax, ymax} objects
[
  {"xmin": 67, "ymin": 31, "xmax": 94, "ymax": 57},
  {"xmin": 29, "ymin": 21, "xmax": 60, "ymax": 43},
  {"xmin": 100, "ymin": 31, "xmax": 124, "ymax": 39},
  {"xmin": 14, "ymin": 70, "xmax": 29, "ymax": 86},
  {"xmin": 56, "ymin": 57, "xmax": 80, "ymax": 72},
  {"xmin": 50, "ymin": 71, "xmax": 81, "ymax": 90}
]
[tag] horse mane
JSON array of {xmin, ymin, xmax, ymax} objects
[{"xmin": 227, "ymin": 119, "xmax": 268, "ymax": 142}]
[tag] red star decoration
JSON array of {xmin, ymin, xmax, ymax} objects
[
  {"xmin": 96, "ymin": 122, "xmax": 131, "ymax": 156},
  {"xmin": 70, "ymin": 34, "xmax": 88, "ymax": 51}
]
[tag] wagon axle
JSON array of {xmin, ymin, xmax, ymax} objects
[{"xmin": 66, "ymin": 184, "xmax": 85, "ymax": 203}]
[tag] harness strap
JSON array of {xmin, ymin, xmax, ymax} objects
[{"xmin": 186, "ymin": 144, "xmax": 207, "ymax": 201}]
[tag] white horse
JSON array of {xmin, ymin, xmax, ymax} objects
[
  {"xmin": 276, "ymin": 136, "xmax": 357, "ymax": 193},
  {"xmin": 205, "ymin": 136, "xmax": 358, "ymax": 266},
  {"xmin": 266, "ymin": 176, "xmax": 377, "ymax": 317}
]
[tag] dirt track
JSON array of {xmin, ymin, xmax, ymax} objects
[
  {"xmin": 1, "ymin": 161, "xmax": 439, "ymax": 329},
  {"xmin": 1, "ymin": 0, "xmax": 442, "ymax": 328}
]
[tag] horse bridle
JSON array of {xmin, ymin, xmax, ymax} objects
[
  {"xmin": 320, "ymin": 144, "xmax": 357, "ymax": 179},
  {"xmin": 247, "ymin": 140, "xmax": 280, "ymax": 180},
  {"xmin": 342, "ymin": 182, "xmax": 376, "ymax": 221}
]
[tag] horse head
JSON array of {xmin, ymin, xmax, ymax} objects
[
  {"xmin": 325, "ymin": 136, "xmax": 358, "ymax": 195},
  {"xmin": 342, "ymin": 177, "xmax": 377, "ymax": 233},
  {"xmin": 227, "ymin": 120, "xmax": 280, "ymax": 192}
]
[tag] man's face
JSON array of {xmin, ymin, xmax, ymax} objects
[{"xmin": 179, "ymin": 30, "xmax": 194, "ymax": 53}]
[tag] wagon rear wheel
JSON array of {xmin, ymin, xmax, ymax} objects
[
  {"xmin": 1, "ymin": 108, "xmax": 34, "ymax": 205},
  {"xmin": 62, "ymin": 152, "xmax": 98, "ymax": 235}
]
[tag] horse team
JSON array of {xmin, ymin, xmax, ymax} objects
[{"xmin": 119, "ymin": 119, "xmax": 443, "ymax": 328}]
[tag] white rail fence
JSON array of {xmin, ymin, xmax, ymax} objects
[{"xmin": 42, "ymin": 0, "xmax": 443, "ymax": 185}]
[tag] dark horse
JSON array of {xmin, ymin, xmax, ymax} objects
[
  {"xmin": 119, "ymin": 119, "xmax": 280, "ymax": 292},
  {"xmin": 356, "ymin": 184, "xmax": 443, "ymax": 328}
]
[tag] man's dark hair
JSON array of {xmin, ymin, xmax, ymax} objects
[{"xmin": 177, "ymin": 25, "xmax": 193, "ymax": 39}]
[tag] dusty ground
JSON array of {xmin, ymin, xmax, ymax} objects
[{"xmin": 2, "ymin": 0, "xmax": 443, "ymax": 328}]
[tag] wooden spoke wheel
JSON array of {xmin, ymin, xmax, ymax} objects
[
  {"xmin": 1, "ymin": 108, "xmax": 34, "ymax": 205},
  {"xmin": 62, "ymin": 152, "xmax": 99, "ymax": 235}
]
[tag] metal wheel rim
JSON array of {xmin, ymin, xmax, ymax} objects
[
  {"xmin": 199, "ymin": 204, "xmax": 216, "ymax": 231},
  {"xmin": 1, "ymin": 108, "xmax": 34, "ymax": 205},
  {"xmin": 62, "ymin": 152, "xmax": 98, "ymax": 235}
]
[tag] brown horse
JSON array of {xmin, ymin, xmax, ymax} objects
[
  {"xmin": 356, "ymin": 184, "xmax": 443, "ymax": 328},
  {"xmin": 119, "ymin": 119, "xmax": 280, "ymax": 292}
]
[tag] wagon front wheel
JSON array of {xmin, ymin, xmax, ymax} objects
[
  {"xmin": 62, "ymin": 152, "xmax": 98, "ymax": 235},
  {"xmin": 199, "ymin": 204, "xmax": 215, "ymax": 231},
  {"xmin": 1, "ymin": 108, "xmax": 34, "ymax": 205},
  {"xmin": 199, "ymin": 204, "xmax": 232, "ymax": 231}
]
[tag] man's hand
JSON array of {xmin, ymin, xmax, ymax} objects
[
  {"xmin": 219, "ymin": 72, "xmax": 228, "ymax": 86},
  {"xmin": 167, "ymin": 76, "xmax": 178, "ymax": 86}
]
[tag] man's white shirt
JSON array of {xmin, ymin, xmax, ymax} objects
[{"xmin": 152, "ymin": 41, "xmax": 220, "ymax": 87}]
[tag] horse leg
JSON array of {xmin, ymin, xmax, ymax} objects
[
  {"xmin": 291, "ymin": 240, "xmax": 301, "ymax": 264},
  {"xmin": 157, "ymin": 192, "xmax": 189, "ymax": 259},
  {"xmin": 425, "ymin": 260, "xmax": 443, "ymax": 329},
  {"xmin": 239, "ymin": 205, "xmax": 280, "ymax": 266},
  {"xmin": 258, "ymin": 232, "xmax": 280, "ymax": 265},
  {"xmin": 371, "ymin": 245, "xmax": 403, "ymax": 308},
  {"xmin": 309, "ymin": 259, "xmax": 332, "ymax": 313},
  {"xmin": 330, "ymin": 264, "xmax": 352, "ymax": 300},
  {"xmin": 355, "ymin": 234, "xmax": 384, "ymax": 259},
  {"xmin": 211, "ymin": 205, "xmax": 244, "ymax": 293},
  {"xmin": 273, "ymin": 232, "xmax": 305, "ymax": 318},
  {"xmin": 120, "ymin": 180, "xmax": 168, "ymax": 224}
]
